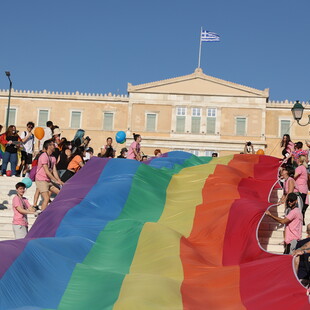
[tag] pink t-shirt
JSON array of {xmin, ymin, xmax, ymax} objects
[
  {"xmin": 35, "ymin": 152, "xmax": 56, "ymax": 182},
  {"xmin": 127, "ymin": 141, "xmax": 140, "ymax": 160},
  {"xmin": 284, "ymin": 177, "xmax": 296, "ymax": 194},
  {"xmin": 12, "ymin": 195, "xmax": 31, "ymax": 226},
  {"xmin": 286, "ymin": 141, "xmax": 295, "ymax": 154},
  {"xmin": 285, "ymin": 207, "xmax": 302, "ymax": 244},
  {"xmin": 295, "ymin": 165, "xmax": 308, "ymax": 194}
]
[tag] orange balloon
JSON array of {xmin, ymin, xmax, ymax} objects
[
  {"xmin": 34, "ymin": 127, "xmax": 45, "ymax": 140},
  {"xmin": 256, "ymin": 149, "xmax": 265, "ymax": 155}
]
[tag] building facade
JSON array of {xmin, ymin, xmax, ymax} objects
[{"xmin": 0, "ymin": 68, "xmax": 308, "ymax": 158}]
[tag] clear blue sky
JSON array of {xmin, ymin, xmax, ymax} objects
[{"xmin": 0, "ymin": 0, "xmax": 309, "ymax": 101}]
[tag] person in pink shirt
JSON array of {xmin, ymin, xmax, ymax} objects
[
  {"xmin": 294, "ymin": 155, "xmax": 309, "ymax": 223},
  {"xmin": 35, "ymin": 139, "xmax": 63, "ymax": 211},
  {"xmin": 291, "ymin": 141, "xmax": 308, "ymax": 164},
  {"xmin": 266, "ymin": 192, "xmax": 302, "ymax": 254},
  {"xmin": 12, "ymin": 182, "xmax": 36, "ymax": 239},
  {"xmin": 127, "ymin": 133, "xmax": 142, "ymax": 161},
  {"xmin": 280, "ymin": 167, "xmax": 297, "ymax": 205},
  {"xmin": 281, "ymin": 134, "xmax": 294, "ymax": 164}
]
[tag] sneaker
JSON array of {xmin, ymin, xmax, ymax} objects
[
  {"xmin": 11, "ymin": 175, "xmax": 16, "ymax": 178},
  {"xmin": 3, "ymin": 175, "xmax": 7, "ymax": 177}
]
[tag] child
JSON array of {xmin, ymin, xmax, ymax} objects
[{"xmin": 12, "ymin": 182, "xmax": 36, "ymax": 239}]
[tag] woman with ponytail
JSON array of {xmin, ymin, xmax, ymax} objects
[{"xmin": 127, "ymin": 133, "xmax": 142, "ymax": 161}]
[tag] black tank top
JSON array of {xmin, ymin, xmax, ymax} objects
[{"xmin": 56, "ymin": 151, "xmax": 69, "ymax": 170}]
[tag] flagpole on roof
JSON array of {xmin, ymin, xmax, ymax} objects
[
  {"xmin": 198, "ymin": 27, "xmax": 202, "ymax": 68},
  {"xmin": 198, "ymin": 29, "xmax": 220, "ymax": 69}
]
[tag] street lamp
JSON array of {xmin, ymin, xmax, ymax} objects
[
  {"xmin": 5, "ymin": 71, "xmax": 12, "ymax": 130},
  {"xmin": 291, "ymin": 100, "xmax": 310, "ymax": 126}
]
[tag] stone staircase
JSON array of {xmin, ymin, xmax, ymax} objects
[
  {"xmin": 258, "ymin": 187, "xmax": 310, "ymax": 254},
  {"xmin": 0, "ymin": 176, "xmax": 37, "ymax": 241},
  {"xmin": 0, "ymin": 177, "xmax": 309, "ymax": 255}
]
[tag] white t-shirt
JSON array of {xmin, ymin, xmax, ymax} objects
[
  {"xmin": 39, "ymin": 127, "xmax": 53, "ymax": 150},
  {"xmin": 19, "ymin": 131, "xmax": 34, "ymax": 154},
  {"xmin": 83, "ymin": 152, "xmax": 91, "ymax": 162}
]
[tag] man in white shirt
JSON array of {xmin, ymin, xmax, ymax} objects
[
  {"xmin": 39, "ymin": 121, "xmax": 53, "ymax": 151},
  {"xmin": 18, "ymin": 122, "xmax": 35, "ymax": 177}
]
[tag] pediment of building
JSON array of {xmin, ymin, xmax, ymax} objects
[{"xmin": 128, "ymin": 68, "xmax": 269, "ymax": 98}]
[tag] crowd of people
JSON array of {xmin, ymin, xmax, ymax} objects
[
  {"xmin": 2, "ymin": 121, "xmax": 165, "ymax": 238},
  {"xmin": 5, "ymin": 124, "xmax": 310, "ymax": 286},
  {"xmin": 264, "ymin": 134, "xmax": 310, "ymax": 287}
]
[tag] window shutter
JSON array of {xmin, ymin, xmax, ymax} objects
[
  {"xmin": 236, "ymin": 118, "xmax": 246, "ymax": 136},
  {"xmin": 191, "ymin": 117, "xmax": 201, "ymax": 133},
  {"xmin": 7, "ymin": 108, "xmax": 16, "ymax": 126},
  {"xmin": 38, "ymin": 110, "xmax": 49, "ymax": 127},
  {"xmin": 104, "ymin": 113, "xmax": 114, "ymax": 131},
  {"xmin": 280, "ymin": 120, "xmax": 290, "ymax": 137},
  {"xmin": 71, "ymin": 111, "xmax": 81, "ymax": 129},
  {"xmin": 206, "ymin": 117, "xmax": 216, "ymax": 134},
  {"xmin": 176, "ymin": 116, "xmax": 185, "ymax": 133},
  {"xmin": 146, "ymin": 114, "xmax": 156, "ymax": 132}
]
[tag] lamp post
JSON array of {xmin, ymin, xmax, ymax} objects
[
  {"xmin": 5, "ymin": 71, "xmax": 12, "ymax": 130},
  {"xmin": 291, "ymin": 100, "xmax": 310, "ymax": 126}
]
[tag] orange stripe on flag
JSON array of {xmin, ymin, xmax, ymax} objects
[{"xmin": 180, "ymin": 155, "xmax": 259, "ymax": 309}]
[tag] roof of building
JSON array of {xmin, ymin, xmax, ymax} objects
[{"xmin": 128, "ymin": 68, "xmax": 269, "ymax": 98}]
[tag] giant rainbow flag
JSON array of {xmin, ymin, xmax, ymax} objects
[{"xmin": 0, "ymin": 152, "xmax": 309, "ymax": 309}]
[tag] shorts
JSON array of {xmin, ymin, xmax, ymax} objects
[
  {"xmin": 35, "ymin": 180, "xmax": 54, "ymax": 193},
  {"xmin": 21, "ymin": 151, "xmax": 33, "ymax": 165},
  {"xmin": 13, "ymin": 224, "xmax": 28, "ymax": 239}
]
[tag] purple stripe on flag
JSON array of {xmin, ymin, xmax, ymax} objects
[{"xmin": 0, "ymin": 157, "xmax": 108, "ymax": 278}]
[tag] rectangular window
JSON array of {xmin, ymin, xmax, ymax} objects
[
  {"xmin": 38, "ymin": 110, "xmax": 49, "ymax": 127},
  {"xmin": 146, "ymin": 113, "xmax": 156, "ymax": 132},
  {"xmin": 70, "ymin": 111, "xmax": 81, "ymax": 129},
  {"xmin": 280, "ymin": 120, "xmax": 290, "ymax": 137},
  {"xmin": 190, "ymin": 150, "xmax": 199, "ymax": 156},
  {"xmin": 192, "ymin": 108, "xmax": 201, "ymax": 117},
  {"xmin": 176, "ymin": 107, "xmax": 186, "ymax": 133},
  {"xmin": 236, "ymin": 117, "xmax": 246, "ymax": 136},
  {"xmin": 205, "ymin": 150, "xmax": 215, "ymax": 157},
  {"xmin": 191, "ymin": 108, "xmax": 201, "ymax": 133},
  {"xmin": 6, "ymin": 108, "xmax": 16, "ymax": 126},
  {"xmin": 207, "ymin": 108, "xmax": 216, "ymax": 117},
  {"xmin": 177, "ymin": 107, "xmax": 186, "ymax": 116},
  {"xmin": 206, "ymin": 108, "xmax": 216, "ymax": 134},
  {"xmin": 103, "ymin": 112, "xmax": 114, "ymax": 131}
]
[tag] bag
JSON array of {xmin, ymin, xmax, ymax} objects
[
  {"xmin": 29, "ymin": 166, "xmax": 37, "ymax": 181},
  {"xmin": 28, "ymin": 151, "xmax": 45, "ymax": 181}
]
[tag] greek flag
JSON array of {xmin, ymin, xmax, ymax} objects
[{"xmin": 201, "ymin": 30, "xmax": 220, "ymax": 42}]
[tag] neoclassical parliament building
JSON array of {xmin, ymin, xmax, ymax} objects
[{"xmin": 0, "ymin": 68, "xmax": 308, "ymax": 158}]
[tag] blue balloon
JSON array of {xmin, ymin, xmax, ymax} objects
[
  {"xmin": 115, "ymin": 131, "xmax": 126, "ymax": 144},
  {"xmin": 22, "ymin": 177, "xmax": 32, "ymax": 189}
]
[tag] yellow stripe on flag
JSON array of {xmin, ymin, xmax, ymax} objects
[{"xmin": 113, "ymin": 156, "xmax": 232, "ymax": 310}]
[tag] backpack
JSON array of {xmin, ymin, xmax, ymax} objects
[
  {"xmin": 29, "ymin": 151, "xmax": 43, "ymax": 181},
  {"xmin": 29, "ymin": 166, "xmax": 37, "ymax": 181}
]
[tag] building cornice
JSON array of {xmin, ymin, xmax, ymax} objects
[
  {"xmin": 0, "ymin": 89, "xmax": 128, "ymax": 102},
  {"xmin": 267, "ymin": 100, "xmax": 309, "ymax": 109}
]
